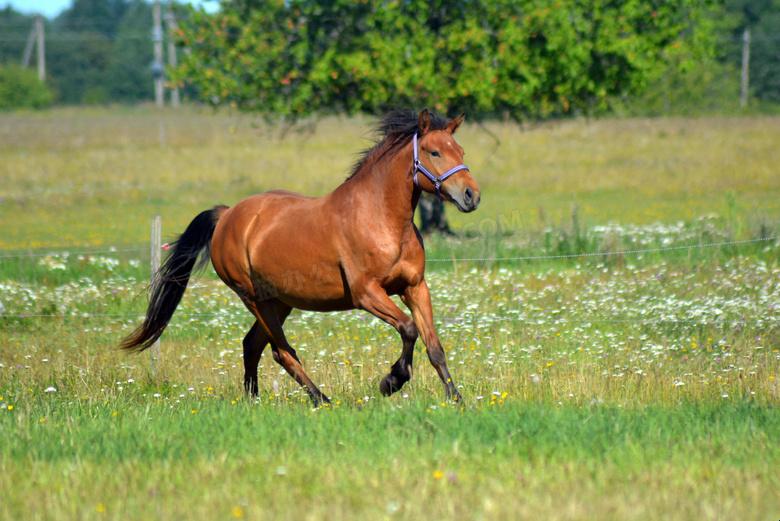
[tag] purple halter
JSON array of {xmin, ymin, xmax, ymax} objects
[{"xmin": 412, "ymin": 132, "xmax": 469, "ymax": 195}]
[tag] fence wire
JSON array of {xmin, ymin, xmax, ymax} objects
[
  {"xmin": 0, "ymin": 236, "xmax": 775, "ymax": 262},
  {"xmin": 0, "ymin": 235, "xmax": 776, "ymax": 324},
  {"xmin": 425, "ymin": 236, "xmax": 777, "ymax": 263}
]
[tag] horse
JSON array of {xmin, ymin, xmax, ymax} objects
[{"xmin": 121, "ymin": 109, "xmax": 481, "ymax": 406}]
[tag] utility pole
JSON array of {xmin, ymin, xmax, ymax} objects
[
  {"xmin": 21, "ymin": 20, "xmax": 35, "ymax": 67},
  {"xmin": 165, "ymin": 3, "xmax": 180, "ymax": 108},
  {"xmin": 21, "ymin": 15, "xmax": 45, "ymax": 81},
  {"xmin": 35, "ymin": 16, "xmax": 45, "ymax": 81},
  {"xmin": 740, "ymin": 28, "xmax": 750, "ymax": 108},
  {"xmin": 152, "ymin": 0, "xmax": 164, "ymax": 107}
]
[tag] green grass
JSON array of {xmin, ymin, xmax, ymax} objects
[
  {"xmin": 2, "ymin": 400, "xmax": 778, "ymax": 520},
  {"xmin": 1, "ymin": 108, "xmax": 779, "ymax": 520},
  {"xmin": 1, "ymin": 108, "xmax": 779, "ymax": 250}
]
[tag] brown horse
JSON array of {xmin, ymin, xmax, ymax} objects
[{"xmin": 121, "ymin": 109, "xmax": 481, "ymax": 405}]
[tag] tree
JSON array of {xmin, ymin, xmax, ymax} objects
[
  {"xmin": 173, "ymin": 0, "xmax": 713, "ymax": 121},
  {"xmin": 0, "ymin": 6, "xmax": 36, "ymax": 65},
  {"xmin": 723, "ymin": 0, "xmax": 780, "ymax": 103},
  {"xmin": 106, "ymin": 1, "xmax": 153, "ymax": 102},
  {"xmin": 0, "ymin": 65, "xmax": 53, "ymax": 110}
]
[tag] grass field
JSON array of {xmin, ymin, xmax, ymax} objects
[{"xmin": 1, "ymin": 108, "xmax": 779, "ymax": 520}]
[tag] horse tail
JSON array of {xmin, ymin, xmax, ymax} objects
[{"xmin": 120, "ymin": 205, "xmax": 228, "ymax": 352}]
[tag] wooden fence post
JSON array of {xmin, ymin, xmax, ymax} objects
[
  {"xmin": 740, "ymin": 28, "xmax": 750, "ymax": 108},
  {"xmin": 150, "ymin": 215, "xmax": 162, "ymax": 375}
]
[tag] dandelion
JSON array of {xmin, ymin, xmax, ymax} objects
[
  {"xmin": 6, "ymin": 405, "xmax": 13, "ymax": 411},
  {"xmin": 432, "ymin": 470, "xmax": 444, "ymax": 480},
  {"xmin": 95, "ymin": 503, "xmax": 106, "ymax": 514},
  {"xmin": 231, "ymin": 506, "xmax": 244, "ymax": 519}
]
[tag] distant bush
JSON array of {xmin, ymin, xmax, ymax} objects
[{"xmin": 0, "ymin": 65, "xmax": 53, "ymax": 110}]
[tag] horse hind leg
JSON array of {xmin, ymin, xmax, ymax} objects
[
  {"xmin": 250, "ymin": 300, "xmax": 330, "ymax": 407},
  {"xmin": 242, "ymin": 320, "xmax": 268, "ymax": 397}
]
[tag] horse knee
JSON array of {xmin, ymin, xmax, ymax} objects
[{"xmin": 426, "ymin": 345, "xmax": 446, "ymax": 366}]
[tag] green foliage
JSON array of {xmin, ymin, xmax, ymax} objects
[
  {"xmin": 749, "ymin": 7, "xmax": 780, "ymax": 103},
  {"xmin": 722, "ymin": 0, "xmax": 780, "ymax": 104},
  {"xmin": 616, "ymin": 8, "xmax": 743, "ymax": 116},
  {"xmin": 0, "ymin": 6, "xmax": 35, "ymax": 64},
  {"xmin": 47, "ymin": 0, "xmax": 154, "ymax": 104},
  {"xmin": 174, "ymin": 0, "xmax": 713, "ymax": 120},
  {"xmin": 0, "ymin": 65, "xmax": 53, "ymax": 110}
]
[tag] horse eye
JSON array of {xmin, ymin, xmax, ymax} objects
[{"xmin": 431, "ymin": 151, "xmax": 441, "ymax": 158}]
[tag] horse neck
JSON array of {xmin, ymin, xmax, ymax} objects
[{"xmin": 347, "ymin": 142, "xmax": 420, "ymax": 228}]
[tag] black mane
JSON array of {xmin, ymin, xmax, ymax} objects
[{"xmin": 347, "ymin": 109, "xmax": 449, "ymax": 180}]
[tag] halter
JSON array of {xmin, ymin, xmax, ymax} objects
[{"xmin": 412, "ymin": 132, "xmax": 469, "ymax": 196}]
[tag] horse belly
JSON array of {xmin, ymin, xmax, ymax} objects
[
  {"xmin": 251, "ymin": 259, "xmax": 351, "ymax": 311},
  {"xmin": 248, "ymin": 212, "xmax": 351, "ymax": 310}
]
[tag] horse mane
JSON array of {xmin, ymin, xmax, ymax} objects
[{"xmin": 346, "ymin": 109, "xmax": 450, "ymax": 181}]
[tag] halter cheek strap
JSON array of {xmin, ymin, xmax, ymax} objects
[{"xmin": 412, "ymin": 133, "xmax": 469, "ymax": 196}]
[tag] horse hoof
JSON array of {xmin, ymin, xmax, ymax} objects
[
  {"xmin": 380, "ymin": 374, "xmax": 405, "ymax": 396},
  {"xmin": 307, "ymin": 390, "xmax": 331, "ymax": 408},
  {"xmin": 379, "ymin": 376, "xmax": 395, "ymax": 396}
]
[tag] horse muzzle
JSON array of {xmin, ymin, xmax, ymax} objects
[{"xmin": 448, "ymin": 185, "xmax": 481, "ymax": 213}]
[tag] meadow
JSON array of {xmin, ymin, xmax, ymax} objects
[{"xmin": 1, "ymin": 108, "xmax": 779, "ymax": 520}]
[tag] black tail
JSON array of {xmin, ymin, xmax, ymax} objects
[{"xmin": 121, "ymin": 206, "xmax": 227, "ymax": 352}]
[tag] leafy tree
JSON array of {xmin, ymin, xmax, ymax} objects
[
  {"xmin": 0, "ymin": 6, "xmax": 36, "ymax": 65},
  {"xmin": 174, "ymin": 0, "xmax": 714, "ymax": 121},
  {"xmin": 748, "ymin": 2, "xmax": 780, "ymax": 103},
  {"xmin": 723, "ymin": 0, "xmax": 780, "ymax": 104},
  {"xmin": 0, "ymin": 64, "xmax": 53, "ymax": 109},
  {"xmin": 107, "ymin": 1, "xmax": 153, "ymax": 102}
]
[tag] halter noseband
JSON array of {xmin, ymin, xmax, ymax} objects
[{"xmin": 412, "ymin": 132, "xmax": 469, "ymax": 196}]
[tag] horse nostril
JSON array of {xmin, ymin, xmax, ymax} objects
[{"xmin": 464, "ymin": 187, "xmax": 473, "ymax": 204}]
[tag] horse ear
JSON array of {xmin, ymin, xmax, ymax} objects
[
  {"xmin": 446, "ymin": 113, "xmax": 465, "ymax": 134},
  {"xmin": 418, "ymin": 109, "xmax": 432, "ymax": 134}
]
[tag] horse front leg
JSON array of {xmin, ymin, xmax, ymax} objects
[
  {"xmin": 403, "ymin": 280, "xmax": 461, "ymax": 402},
  {"xmin": 353, "ymin": 281, "xmax": 417, "ymax": 396}
]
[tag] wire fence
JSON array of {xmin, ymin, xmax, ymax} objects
[
  {"xmin": 1, "ymin": 310, "xmax": 777, "ymax": 327},
  {"xmin": 0, "ymin": 235, "xmax": 775, "ymax": 262},
  {"xmin": 0, "ymin": 234, "xmax": 777, "ymax": 324},
  {"xmin": 0, "ymin": 246, "xmax": 146, "ymax": 260},
  {"xmin": 425, "ymin": 236, "xmax": 777, "ymax": 263}
]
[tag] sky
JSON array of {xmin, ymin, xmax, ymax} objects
[{"xmin": 3, "ymin": 0, "xmax": 218, "ymax": 18}]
